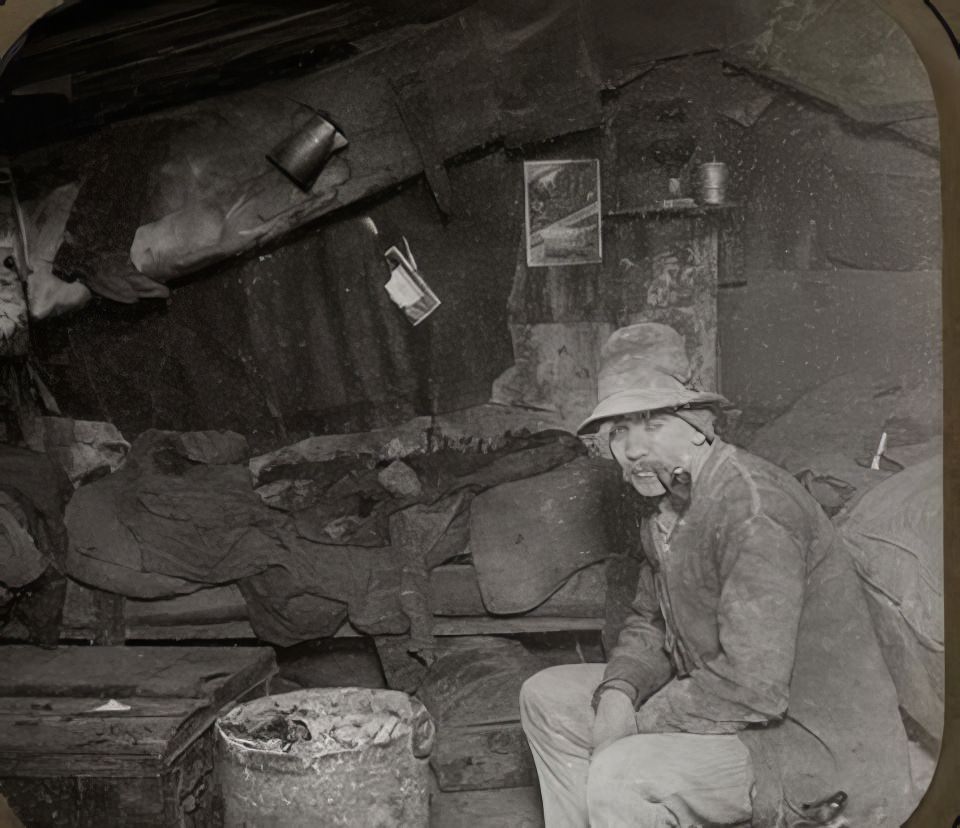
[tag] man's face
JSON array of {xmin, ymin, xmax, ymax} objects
[{"xmin": 607, "ymin": 412, "xmax": 703, "ymax": 497}]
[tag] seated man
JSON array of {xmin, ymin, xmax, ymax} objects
[{"xmin": 520, "ymin": 323, "xmax": 914, "ymax": 828}]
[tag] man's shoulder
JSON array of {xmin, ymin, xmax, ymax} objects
[
  {"xmin": 709, "ymin": 441, "xmax": 796, "ymax": 488},
  {"xmin": 706, "ymin": 442, "xmax": 815, "ymax": 518}
]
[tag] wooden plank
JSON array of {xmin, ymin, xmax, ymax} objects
[
  {"xmin": 126, "ymin": 621, "xmax": 257, "ymax": 641},
  {"xmin": 431, "ymin": 786, "xmax": 544, "ymax": 827},
  {"xmin": 14, "ymin": 2, "xmax": 222, "ymax": 51},
  {"xmin": 123, "ymin": 584, "xmax": 248, "ymax": 625},
  {"xmin": 59, "ymin": 567, "xmax": 603, "ymax": 642},
  {"xmin": 58, "ymin": 620, "xmax": 258, "ymax": 641},
  {"xmin": 0, "ymin": 729, "xmax": 218, "ymax": 824},
  {"xmin": 0, "ymin": 646, "xmax": 275, "ymax": 699},
  {"xmin": 0, "ymin": 699, "xmax": 198, "ymax": 776},
  {"xmin": 0, "ymin": 775, "xmax": 167, "ymax": 826},
  {"xmin": 0, "ymin": 696, "xmax": 209, "ymax": 717},
  {"xmin": 4, "ymin": 1, "xmax": 476, "ymax": 114},
  {"xmin": 432, "ymin": 720, "xmax": 537, "ymax": 792},
  {"xmin": 4, "ymin": 2, "xmax": 226, "ymax": 80},
  {"xmin": 333, "ymin": 616, "xmax": 605, "ymax": 638},
  {"xmin": 432, "ymin": 617, "xmax": 604, "ymax": 635},
  {"xmin": 90, "ymin": 588, "xmax": 125, "ymax": 645},
  {"xmin": 60, "ymin": 581, "xmax": 252, "ymax": 639},
  {"xmin": 391, "ymin": 73, "xmax": 455, "ymax": 216},
  {"xmin": 72, "ymin": 7, "xmax": 371, "ymax": 103},
  {"xmin": 430, "ymin": 563, "xmax": 607, "ymax": 618},
  {"xmin": 0, "ymin": 646, "xmax": 275, "ymax": 778}
]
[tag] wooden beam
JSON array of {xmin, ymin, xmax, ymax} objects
[
  {"xmin": 70, "ymin": 5, "xmax": 371, "ymax": 104},
  {"xmin": 431, "ymin": 617, "xmax": 604, "ymax": 636},
  {"xmin": 391, "ymin": 73, "xmax": 455, "ymax": 216},
  {"xmin": 337, "ymin": 616, "xmax": 605, "ymax": 637},
  {"xmin": 90, "ymin": 589, "xmax": 125, "ymax": 646},
  {"xmin": 1, "ymin": 0, "xmax": 477, "ymax": 127}
]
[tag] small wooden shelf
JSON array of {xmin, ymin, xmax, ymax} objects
[{"xmin": 604, "ymin": 202, "xmax": 740, "ymax": 220}]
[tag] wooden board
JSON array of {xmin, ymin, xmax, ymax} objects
[
  {"xmin": 430, "ymin": 786, "xmax": 544, "ymax": 828},
  {"xmin": 0, "ymin": 646, "xmax": 274, "ymax": 699},
  {"xmin": 430, "ymin": 563, "xmax": 607, "ymax": 618},
  {"xmin": 0, "ymin": 697, "xmax": 205, "ymax": 776},
  {"xmin": 0, "ymin": 646, "xmax": 276, "ymax": 778},
  {"xmin": 431, "ymin": 617, "xmax": 604, "ymax": 636},
  {"xmin": 433, "ymin": 720, "xmax": 537, "ymax": 792},
  {"xmin": 0, "ymin": 0, "xmax": 476, "ymax": 136},
  {"xmin": 0, "ymin": 727, "xmax": 217, "ymax": 828},
  {"xmin": 417, "ymin": 637, "xmax": 546, "ymax": 792},
  {"xmin": 57, "ymin": 560, "xmax": 606, "ymax": 644}
]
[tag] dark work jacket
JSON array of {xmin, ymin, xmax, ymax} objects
[{"xmin": 602, "ymin": 439, "xmax": 914, "ymax": 826}]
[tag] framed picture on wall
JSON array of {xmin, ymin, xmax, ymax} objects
[{"xmin": 524, "ymin": 159, "xmax": 602, "ymax": 267}]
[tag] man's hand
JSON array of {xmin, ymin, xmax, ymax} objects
[{"xmin": 591, "ymin": 689, "xmax": 637, "ymax": 755}]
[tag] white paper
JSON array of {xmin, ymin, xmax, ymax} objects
[
  {"xmin": 92, "ymin": 699, "xmax": 132, "ymax": 712},
  {"xmin": 386, "ymin": 266, "xmax": 424, "ymax": 307},
  {"xmin": 383, "ymin": 245, "xmax": 441, "ymax": 326}
]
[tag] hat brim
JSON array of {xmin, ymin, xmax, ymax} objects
[{"xmin": 577, "ymin": 388, "xmax": 731, "ymax": 434}]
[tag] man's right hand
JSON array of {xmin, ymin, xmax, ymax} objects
[{"xmin": 591, "ymin": 688, "xmax": 638, "ymax": 755}]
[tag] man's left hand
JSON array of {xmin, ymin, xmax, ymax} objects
[{"xmin": 591, "ymin": 689, "xmax": 638, "ymax": 755}]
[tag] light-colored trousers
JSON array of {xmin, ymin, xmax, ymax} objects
[{"xmin": 519, "ymin": 664, "xmax": 755, "ymax": 828}]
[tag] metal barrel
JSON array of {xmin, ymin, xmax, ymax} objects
[{"xmin": 216, "ymin": 688, "xmax": 435, "ymax": 827}]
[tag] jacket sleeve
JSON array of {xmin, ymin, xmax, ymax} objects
[
  {"xmin": 634, "ymin": 511, "xmax": 806, "ymax": 734},
  {"xmin": 599, "ymin": 556, "xmax": 675, "ymax": 705}
]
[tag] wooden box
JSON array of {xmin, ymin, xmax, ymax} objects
[
  {"xmin": 0, "ymin": 646, "xmax": 277, "ymax": 827},
  {"xmin": 416, "ymin": 637, "xmax": 547, "ymax": 792}
]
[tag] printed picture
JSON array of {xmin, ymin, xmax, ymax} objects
[{"xmin": 524, "ymin": 159, "xmax": 602, "ymax": 267}]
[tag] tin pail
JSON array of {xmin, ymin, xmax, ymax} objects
[{"xmin": 699, "ymin": 162, "xmax": 728, "ymax": 205}]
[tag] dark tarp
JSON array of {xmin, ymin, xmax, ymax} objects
[{"xmin": 0, "ymin": 446, "xmax": 72, "ymax": 644}]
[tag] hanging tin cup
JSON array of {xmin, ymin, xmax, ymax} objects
[{"xmin": 267, "ymin": 112, "xmax": 348, "ymax": 192}]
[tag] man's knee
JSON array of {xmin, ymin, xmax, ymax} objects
[
  {"xmin": 588, "ymin": 741, "xmax": 672, "ymax": 825},
  {"xmin": 587, "ymin": 738, "xmax": 663, "ymax": 808},
  {"xmin": 588, "ymin": 736, "xmax": 754, "ymax": 827},
  {"xmin": 519, "ymin": 666, "xmax": 562, "ymax": 729}
]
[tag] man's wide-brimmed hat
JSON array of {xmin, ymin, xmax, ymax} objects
[{"xmin": 577, "ymin": 323, "xmax": 730, "ymax": 434}]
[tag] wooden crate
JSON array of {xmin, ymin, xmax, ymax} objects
[
  {"xmin": 0, "ymin": 646, "xmax": 277, "ymax": 827},
  {"xmin": 416, "ymin": 637, "xmax": 547, "ymax": 792}
]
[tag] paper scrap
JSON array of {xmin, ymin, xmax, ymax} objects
[
  {"xmin": 383, "ymin": 244, "xmax": 440, "ymax": 326},
  {"xmin": 386, "ymin": 266, "xmax": 425, "ymax": 307},
  {"xmin": 92, "ymin": 699, "xmax": 132, "ymax": 712}
]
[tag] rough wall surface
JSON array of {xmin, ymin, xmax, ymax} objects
[
  {"xmin": 21, "ymin": 2, "xmax": 941, "ymax": 443},
  {"xmin": 33, "ymin": 157, "xmax": 519, "ymax": 452}
]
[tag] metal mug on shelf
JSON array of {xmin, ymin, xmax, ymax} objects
[{"xmin": 699, "ymin": 161, "xmax": 728, "ymax": 205}]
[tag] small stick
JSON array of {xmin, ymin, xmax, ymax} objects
[{"xmin": 870, "ymin": 431, "xmax": 888, "ymax": 470}]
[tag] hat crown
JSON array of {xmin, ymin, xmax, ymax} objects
[
  {"xmin": 597, "ymin": 323, "xmax": 691, "ymax": 400},
  {"xmin": 577, "ymin": 323, "xmax": 730, "ymax": 434}
]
